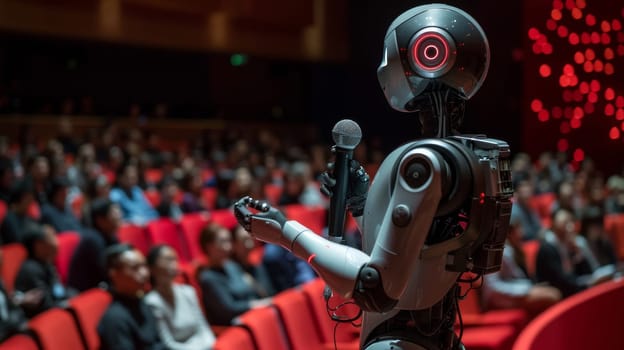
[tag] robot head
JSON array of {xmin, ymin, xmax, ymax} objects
[{"xmin": 377, "ymin": 4, "xmax": 490, "ymax": 113}]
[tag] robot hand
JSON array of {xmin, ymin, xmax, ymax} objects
[
  {"xmin": 233, "ymin": 196, "xmax": 287, "ymax": 244},
  {"xmin": 320, "ymin": 159, "xmax": 370, "ymax": 217}
]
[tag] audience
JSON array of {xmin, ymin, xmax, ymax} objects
[
  {"xmin": 67, "ymin": 199, "xmax": 122, "ymax": 292},
  {"xmin": 279, "ymin": 161, "xmax": 324, "ymax": 206},
  {"xmin": 145, "ymin": 245, "xmax": 216, "ymax": 350},
  {"xmin": 510, "ymin": 177, "xmax": 543, "ymax": 241},
  {"xmin": 262, "ymin": 243, "xmax": 317, "ymax": 293},
  {"xmin": 1, "ymin": 179, "xmax": 39, "ymax": 245},
  {"xmin": 0, "ymin": 249, "xmax": 36, "ymax": 342},
  {"xmin": 40, "ymin": 176, "xmax": 85, "ymax": 234},
  {"xmin": 98, "ymin": 244, "xmax": 165, "ymax": 350},
  {"xmin": 197, "ymin": 223, "xmax": 272, "ymax": 326},
  {"xmin": 536, "ymin": 208, "xmax": 611, "ymax": 298},
  {"xmin": 579, "ymin": 207, "xmax": 617, "ymax": 267},
  {"xmin": 231, "ymin": 226, "xmax": 276, "ymax": 297},
  {"xmin": 179, "ymin": 170, "xmax": 206, "ymax": 213},
  {"xmin": 110, "ymin": 163, "xmax": 158, "ymax": 225},
  {"xmin": 482, "ymin": 217, "xmax": 561, "ymax": 316},
  {"xmin": 14, "ymin": 225, "xmax": 71, "ymax": 318},
  {"xmin": 155, "ymin": 179, "xmax": 183, "ymax": 221}
]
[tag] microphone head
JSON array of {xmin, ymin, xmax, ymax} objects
[{"xmin": 332, "ymin": 119, "xmax": 362, "ymax": 150}]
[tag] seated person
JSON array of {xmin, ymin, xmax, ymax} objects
[
  {"xmin": 536, "ymin": 208, "xmax": 612, "ymax": 298},
  {"xmin": 0, "ymin": 179, "xmax": 39, "ymax": 245},
  {"xmin": 231, "ymin": 226, "xmax": 275, "ymax": 297},
  {"xmin": 482, "ymin": 217, "xmax": 561, "ymax": 316},
  {"xmin": 145, "ymin": 245, "xmax": 215, "ymax": 350},
  {"xmin": 179, "ymin": 170, "xmax": 206, "ymax": 214},
  {"xmin": 155, "ymin": 179, "xmax": 182, "ymax": 221},
  {"xmin": 40, "ymin": 176, "xmax": 85, "ymax": 234},
  {"xmin": 579, "ymin": 207, "xmax": 618, "ymax": 267},
  {"xmin": 262, "ymin": 243, "xmax": 316, "ymax": 293},
  {"xmin": 109, "ymin": 162, "xmax": 158, "ymax": 225},
  {"xmin": 67, "ymin": 199, "xmax": 122, "ymax": 292},
  {"xmin": 0, "ymin": 248, "xmax": 41, "ymax": 342},
  {"xmin": 98, "ymin": 244, "xmax": 166, "ymax": 350},
  {"xmin": 510, "ymin": 176, "xmax": 543, "ymax": 241},
  {"xmin": 14, "ymin": 225, "xmax": 72, "ymax": 318},
  {"xmin": 197, "ymin": 223, "xmax": 271, "ymax": 326}
]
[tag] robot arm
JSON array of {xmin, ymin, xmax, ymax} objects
[{"xmin": 234, "ymin": 146, "xmax": 449, "ymax": 312}]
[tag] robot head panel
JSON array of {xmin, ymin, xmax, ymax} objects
[{"xmin": 377, "ymin": 4, "xmax": 490, "ymax": 112}]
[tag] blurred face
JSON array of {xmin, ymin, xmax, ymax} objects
[
  {"xmin": 33, "ymin": 158, "xmax": 50, "ymax": 180},
  {"xmin": 206, "ymin": 228, "xmax": 232, "ymax": 263},
  {"xmin": 233, "ymin": 226, "xmax": 255, "ymax": 262},
  {"xmin": 552, "ymin": 210, "xmax": 575, "ymax": 240},
  {"xmin": 122, "ymin": 165, "xmax": 139, "ymax": 188},
  {"xmin": 98, "ymin": 204, "xmax": 122, "ymax": 236},
  {"xmin": 508, "ymin": 223, "xmax": 524, "ymax": 246},
  {"xmin": 515, "ymin": 181, "xmax": 533, "ymax": 204},
  {"xmin": 36, "ymin": 226, "xmax": 59, "ymax": 263},
  {"xmin": 150, "ymin": 247, "xmax": 179, "ymax": 287},
  {"xmin": 110, "ymin": 250, "xmax": 149, "ymax": 296}
]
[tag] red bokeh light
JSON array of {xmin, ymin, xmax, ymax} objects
[
  {"xmin": 573, "ymin": 89, "xmax": 583, "ymax": 102},
  {"xmin": 604, "ymin": 48, "xmax": 614, "ymax": 60},
  {"xmin": 590, "ymin": 32, "xmax": 601, "ymax": 44},
  {"xmin": 573, "ymin": 148, "xmax": 585, "ymax": 162},
  {"xmin": 605, "ymin": 103, "xmax": 615, "ymax": 116},
  {"xmin": 553, "ymin": 0, "xmax": 564, "ymax": 10},
  {"xmin": 531, "ymin": 99, "xmax": 543, "ymax": 112},
  {"xmin": 538, "ymin": 109, "xmax": 550, "ymax": 122},
  {"xmin": 618, "ymin": 32, "xmax": 624, "ymax": 43},
  {"xmin": 613, "ymin": 19, "xmax": 622, "ymax": 31},
  {"xmin": 571, "ymin": 8, "xmax": 583, "ymax": 20},
  {"xmin": 593, "ymin": 60, "xmax": 604, "ymax": 72},
  {"xmin": 546, "ymin": 19, "xmax": 558, "ymax": 31},
  {"xmin": 590, "ymin": 80, "xmax": 601, "ymax": 92},
  {"xmin": 617, "ymin": 45, "xmax": 624, "ymax": 56},
  {"xmin": 609, "ymin": 127, "xmax": 621, "ymax": 140},
  {"xmin": 564, "ymin": 106, "xmax": 574, "ymax": 119},
  {"xmin": 557, "ymin": 25, "xmax": 569, "ymax": 37},
  {"xmin": 616, "ymin": 96, "xmax": 624, "ymax": 108},
  {"xmin": 579, "ymin": 81, "xmax": 589, "ymax": 94},
  {"xmin": 570, "ymin": 118, "xmax": 582, "ymax": 129},
  {"xmin": 581, "ymin": 32, "xmax": 591, "ymax": 44},
  {"xmin": 569, "ymin": 33, "xmax": 580, "ymax": 45},
  {"xmin": 601, "ymin": 33, "xmax": 611, "ymax": 45},
  {"xmin": 583, "ymin": 102, "xmax": 595, "ymax": 114},
  {"xmin": 574, "ymin": 51, "xmax": 585, "ymax": 63},
  {"xmin": 585, "ymin": 14, "xmax": 596, "ymax": 26},
  {"xmin": 557, "ymin": 138, "xmax": 569, "ymax": 152},
  {"xmin": 583, "ymin": 61, "xmax": 593, "ymax": 72},
  {"xmin": 560, "ymin": 121, "xmax": 571, "ymax": 134},
  {"xmin": 604, "ymin": 63, "xmax": 614, "ymax": 75},
  {"xmin": 563, "ymin": 64, "xmax": 575, "ymax": 75},
  {"xmin": 575, "ymin": 0, "xmax": 586, "ymax": 9},
  {"xmin": 605, "ymin": 88, "xmax": 615, "ymax": 101},
  {"xmin": 584, "ymin": 48, "xmax": 595, "ymax": 60},
  {"xmin": 588, "ymin": 92, "xmax": 598, "ymax": 103},
  {"xmin": 565, "ymin": 0, "xmax": 575, "ymax": 10},
  {"xmin": 617, "ymin": 109, "xmax": 624, "ymax": 120},
  {"xmin": 552, "ymin": 9, "xmax": 563, "ymax": 20},
  {"xmin": 573, "ymin": 107, "xmax": 584, "ymax": 119},
  {"xmin": 601, "ymin": 20, "xmax": 611, "ymax": 32},
  {"xmin": 528, "ymin": 27, "xmax": 540, "ymax": 40},
  {"xmin": 539, "ymin": 64, "xmax": 552, "ymax": 77}
]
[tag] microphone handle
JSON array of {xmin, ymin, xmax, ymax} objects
[{"xmin": 328, "ymin": 148, "xmax": 352, "ymax": 242}]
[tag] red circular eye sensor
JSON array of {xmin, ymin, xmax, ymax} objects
[{"xmin": 411, "ymin": 32, "xmax": 450, "ymax": 71}]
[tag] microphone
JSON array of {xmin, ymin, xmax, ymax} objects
[{"xmin": 328, "ymin": 119, "xmax": 362, "ymax": 243}]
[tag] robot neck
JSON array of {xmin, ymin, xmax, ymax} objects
[{"xmin": 417, "ymin": 89, "xmax": 466, "ymax": 138}]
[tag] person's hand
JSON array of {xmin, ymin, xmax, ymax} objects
[
  {"xmin": 320, "ymin": 159, "xmax": 370, "ymax": 217},
  {"xmin": 14, "ymin": 288, "xmax": 44, "ymax": 308}
]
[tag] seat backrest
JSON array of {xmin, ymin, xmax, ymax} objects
[
  {"xmin": 236, "ymin": 307, "xmax": 289, "ymax": 350},
  {"xmin": 55, "ymin": 231, "xmax": 82, "ymax": 284},
  {"xmin": 209, "ymin": 209, "xmax": 238, "ymax": 230},
  {"xmin": 522, "ymin": 240, "xmax": 541, "ymax": 279},
  {"xmin": 604, "ymin": 213, "xmax": 624, "ymax": 260},
  {"xmin": 29, "ymin": 308, "xmax": 86, "ymax": 350},
  {"xmin": 117, "ymin": 224, "xmax": 151, "ymax": 256},
  {"xmin": 283, "ymin": 205, "xmax": 326, "ymax": 234},
  {"xmin": 144, "ymin": 189, "xmax": 161, "ymax": 207},
  {"xmin": 301, "ymin": 279, "xmax": 361, "ymax": 343},
  {"xmin": 67, "ymin": 288, "xmax": 113, "ymax": 350},
  {"xmin": 0, "ymin": 334, "xmax": 38, "ymax": 350},
  {"xmin": 201, "ymin": 188, "xmax": 218, "ymax": 210},
  {"xmin": 179, "ymin": 213, "xmax": 210, "ymax": 261},
  {"xmin": 146, "ymin": 218, "xmax": 189, "ymax": 262},
  {"xmin": 0, "ymin": 243, "xmax": 27, "ymax": 294},
  {"xmin": 214, "ymin": 326, "xmax": 256, "ymax": 350},
  {"xmin": 0, "ymin": 200, "xmax": 7, "ymax": 225},
  {"xmin": 272, "ymin": 289, "xmax": 323, "ymax": 350},
  {"xmin": 263, "ymin": 184, "xmax": 283, "ymax": 206}
]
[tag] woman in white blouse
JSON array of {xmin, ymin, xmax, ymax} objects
[{"xmin": 145, "ymin": 245, "xmax": 215, "ymax": 350}]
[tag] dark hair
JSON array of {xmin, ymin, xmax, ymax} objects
[
  {"xmin": 146, "ymin": 244, "xmax": 170, "ymax": 267},
  {"xmin": 0, "ymin": 157, "xmax": 13, "ymax": 179},
  {"xmin": 580, "ymin": 207, "xmax": 604, "ymax": 237},
  {"xmin": 199, "ymin": 222, "xmax": 226, "ymax": 255},
  {"xmin": 104, "ymin": 243, "xmax": 134, "ymax": 270},
  {"xmin": 47, "ymin": 176, "xmax": 70, "ymax": 201},
  {"xmin": 90, "ymin": 198, "xmax": 114, "ymax": 229},
  {"xmin": 22, "ymin": 224, "xmax": 47, "ymax": 257},
  {"xmin": 8, "ymin": 178, "xmax": 34, "ymax": 205}
]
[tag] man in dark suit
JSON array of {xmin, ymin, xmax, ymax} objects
[
  {"xmin": 98, "ymin": 244, "xmax": 166, "ymax": 350},
  {"xmin": 67, "ymin": 198, "xmax": 121, "ymax": 292},
  {"xmin": 14, "ymin": 225, "xmax": 71, "ymax": 318}
]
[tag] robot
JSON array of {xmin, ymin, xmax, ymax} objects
[{"xmin": 234, "ymin": 4, "xmax": 513, "ymax": 349}]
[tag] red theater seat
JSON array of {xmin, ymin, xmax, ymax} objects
[
  {"xmin": 201, "ymin": 188, "xmax": 218, "ymax": 210},
  {"xmin": 0, "ymin": 200, "xmax": 7, "ymax": 224},
  {"xmin": 283, "ymin": 204, "xmax": 326, "ymax": 234},
  {"xmin": 214, "ymin": 326, "xmax": 255, "ymax": 350},
  {"xmin": 459, "ymin": 288, "xmax": 528, "ymax": 332},
  {"xmin": 273, "ymin": 288, "xmax": 359, "ymax": 350},
  {"xmin": 513, "ymin": 279, "xmax": 624, "ymax": 350},
  {"xmin": 144, "ymin": 189, "xmax": 161, "ymax": 207},
  {"xmin": 0, "ymin": 334, "xmax": 38, "ymax": 350},
  {"xmin": 522, "ymin": 240, "xmax": 540, "ymax": 279},
  {"xmin": 209, "ymin": 209, "xmax": 238, "ymax": 230},
  {"xmin": 604, "ymin": 213, "xmax": 624, "ymax": 260},
  {"xmin": 460, "ymin": 325, "xmax": 516, "ymax": 350},
  {"xmin": 0, "ymin": 243, "xmax": 27, "ymax": 294},
  {"xmin": 147, "ymin": 218, "xmax": 189, "ymax": 262},
  {"xmin": 28, "ymin": 308, "xmax": 86, "ymax": 350},
  {"xmin": 179, "ymin": 213, "xmax": 210, "ymax": 260},
  {"xmin": 55, "ymin": 231, "xmax": 81, "ymax": 284},
  {"xmin": 117, "ymin": 224, "xmax": 151, "ymax": 255},
  {"xmin": 67, "ymin": 288, "xmax": 113, "ymax": 350},
  {"xmin": 301, "ymin": 279, "xmax": 361, "ymax": 344},
  {"xmin": 263, "ymin": 183, "xmax": 283, "ymax": 205},
  {"xmin": 528, "ymin": 192, "xmax": 555, "ymax": 223},
  {"xmin": 145, "ymin": 168, "xmax": 164, "ymax": 185},
  {"xmin": 234, "ymin": 307, "xmax": 289, "ymax": 350}
]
